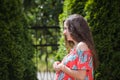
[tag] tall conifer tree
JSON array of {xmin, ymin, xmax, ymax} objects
[{"xmin": 0, "ymin": 0, "xmax": 37, "ymax": 80}]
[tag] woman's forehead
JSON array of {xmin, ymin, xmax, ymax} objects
[{"xmin": 64, "ymin": 21, "xmax": 68, "ymax": 27}]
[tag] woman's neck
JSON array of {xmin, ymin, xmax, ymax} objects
[{"xmin": 73, "ymin": 41, "xmax": 78, "ymax": 49}]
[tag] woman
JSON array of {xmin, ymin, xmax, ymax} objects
[{"xmin": 53, "ymin": 14, "xmax": 98, "ymax": 80}]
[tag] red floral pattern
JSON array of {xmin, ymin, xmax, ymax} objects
[{"xmin": 56, "ymin": 48, "xmax": 94, "ymax": 80}]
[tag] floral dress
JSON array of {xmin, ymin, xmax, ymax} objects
[{"xmin": 56, "ymin": 48, "xmax": 94, "ymax": 80}]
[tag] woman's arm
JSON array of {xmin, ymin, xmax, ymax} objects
[{"xmin": 55, "ymin": 63, "xmax": 86, "ymax": 80}]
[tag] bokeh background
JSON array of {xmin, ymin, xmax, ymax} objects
[{"xmin": 0, "ymin": 0, "xmax": 120, "ymax": 80}]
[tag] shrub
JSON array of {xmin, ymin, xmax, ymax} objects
[
  {"xmin": 0, "ymin": 0, "xmax": 37, "ymax": 80},
  {"xmin": 85, "ymin": 0, "xmax": 120, "ymax": 79}
]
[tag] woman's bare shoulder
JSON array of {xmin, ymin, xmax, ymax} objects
[{"xmin": 77, "ymin": 42, "xmax": 89, "ymax": 51}]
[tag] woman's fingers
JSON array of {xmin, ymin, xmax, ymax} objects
[{"xmin": 53, "ymin": 61, "xmax": 61, "ymax": 71}]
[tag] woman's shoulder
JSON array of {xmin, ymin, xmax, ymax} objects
[
  {"xmin": 76, "ymin": 42, "xmax": 92, "ymax": 56},
  {"xmin": 76, "ymin": 42, "xmax": 90, "ymax": 51}
]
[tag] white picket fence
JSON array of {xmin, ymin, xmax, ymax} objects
[{"xmin": 37, "ymin": 72, "xmax": 55, "ymax": 80}]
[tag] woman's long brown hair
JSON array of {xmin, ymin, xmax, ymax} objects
[{"xmin": 64, "ymin": 14, "xmax": 99, "ymax": 69}]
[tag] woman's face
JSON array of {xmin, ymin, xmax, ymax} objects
[{"xmin": 63, "ymin": 21, "xmax": 73, "ymax": 41}]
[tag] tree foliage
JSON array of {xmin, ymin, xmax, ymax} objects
[
  {"xmin": 23, "ymin": 0, "xmax": 63, "ymax": 71},
  {"xmin": 0, "ymin": 0, "xmax": 37, "ymax": 80},
  {"xmin": 23, "ymin": 0, "xmax": 63, "ymax": 26},
  {"xmin": 85, "ymin": 0, "xmax": 120, "ymax": 79}
]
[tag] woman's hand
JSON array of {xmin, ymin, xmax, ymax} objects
[{"xmin": 53, "ymin": 61, "xmax": 64, "ymax": 72}]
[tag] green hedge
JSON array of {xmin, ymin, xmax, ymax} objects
[
  {"xmin": 0, "ymin": 0, "xmax": 37, "ymax": 80},
  {"xmin": 85, "ymin": 0, "xmax": 120, "ymax": 79}
]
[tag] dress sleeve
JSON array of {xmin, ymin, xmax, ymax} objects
[{"xmin": 76, "ymin": 49, "xmax": 93, "ymax": 71}]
